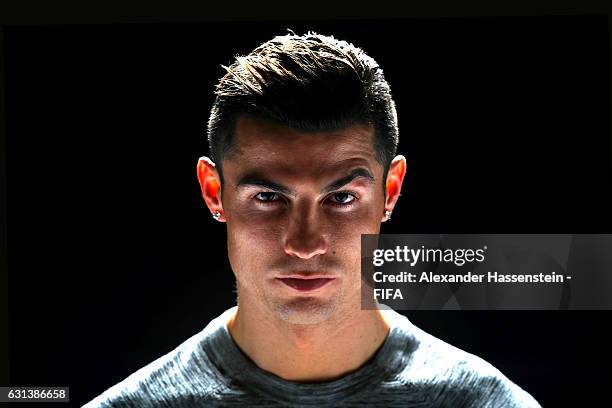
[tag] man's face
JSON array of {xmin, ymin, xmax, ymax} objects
[{"xmin": 219, "ymin": 116, "xmax": 387, "ymax": 325}]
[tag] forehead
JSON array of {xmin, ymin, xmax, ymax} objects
[{"xmin": 224, "ymin": 116, "xmax": 380, "ymax": 179}]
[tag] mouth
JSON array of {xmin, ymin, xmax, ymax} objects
[{"xmin": 276, "ymin": 276, "xmax": 336, "ymax": 292}]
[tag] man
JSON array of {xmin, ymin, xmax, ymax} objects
[{"xmin": 84, "ymin": 32, "xmax": 541, "ymax": 407}]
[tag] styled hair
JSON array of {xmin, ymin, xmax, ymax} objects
[{"xmin": 206, "ymin": 31, "xmax": 399, "ymax": 188}]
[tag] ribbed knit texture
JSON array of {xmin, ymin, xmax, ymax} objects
[{"xmin": 84, "ymin": 307, "xmax": 541, "ymax": 407}]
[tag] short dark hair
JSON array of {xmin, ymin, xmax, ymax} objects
[{"xmin": 207, "ymin": 31, "xmax": 399, "ymax": 189}]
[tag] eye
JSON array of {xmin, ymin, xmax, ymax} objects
[
  {"xmin": 253, "ymin": 191, "xmax": 283, "ymax": 207},
  {"xmin": 255, "ymin": 192, "xmax": 278, "ymax": 201},
  {"xmin": 328, "ymin": 192, "xmax": 357, "ymax": 206}
]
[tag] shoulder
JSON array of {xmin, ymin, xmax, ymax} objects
[
  {"xmin": 82, "ymin": 311, "xmax": 234, "ymax": 408},
  {"xmin": 385, "ymin": 311, "xmax": 541, "ymax": 408}
]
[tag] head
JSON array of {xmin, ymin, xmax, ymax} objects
[{"xmin": 197, "ymin": 32, "xmax": 406, "ymax": 325}]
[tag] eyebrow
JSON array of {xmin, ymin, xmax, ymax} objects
[{"xmin": 235, "ymin": 167, "xmax": 376, "ymax": 196}]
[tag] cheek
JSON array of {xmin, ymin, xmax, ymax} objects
[
  {"xmin": 325, "ymin": 196, "xmax": 383, "ymax": 235},
  {"xmin": 229, "ymin": 210, "xmax": 284, "ymax": 249},
  {"xmin": 226, "ymin": 214, "xmax": 283, "ymax": 281},
  {"xmin": 326, "ymin": 198, "xmax": 384, "ymax": 268},
  {"xmin": 326, "ymin": 208, "xmax": 381, "ymax": 260}
]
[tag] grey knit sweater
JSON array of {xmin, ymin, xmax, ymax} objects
[{"xmin": 83, "ymin": 307, "xmax": 541, "ymax": 407}]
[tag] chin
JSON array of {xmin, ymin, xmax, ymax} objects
[{"xmin": 272, "ymin": 297, "xmax": 339, "ymax": 325}]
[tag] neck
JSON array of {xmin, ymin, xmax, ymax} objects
[{"xmin": 227, "ymin": 294, "xmax": 391, "ymax": 382}]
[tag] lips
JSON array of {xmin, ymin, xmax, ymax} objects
[{"xmin": 277, "ymin": 277, "xmax": 335, "ymax": 292}]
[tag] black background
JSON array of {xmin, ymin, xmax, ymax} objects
[{"xmin": 3, "ymin": 16, "xmax": 611, "ymax": 406}]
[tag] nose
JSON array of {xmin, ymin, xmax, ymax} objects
[{"xmin": 283, "ymin": 202, "xmax": 328, "ymax": 259}]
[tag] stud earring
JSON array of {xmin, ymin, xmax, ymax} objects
[
  {"xmin": 212, "ymin": 211, "xmax": 221, "ymax": 221},
  {"xmin": 384, "ymin": 210, "xmax": 392, "ymax": 220}
]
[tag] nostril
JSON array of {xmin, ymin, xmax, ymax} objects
[{"xmin": 283, "ymin": 236, "xmax": 328, "ymax": 259}]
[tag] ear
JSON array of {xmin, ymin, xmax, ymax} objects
[
  {"xmin": 196, "ymin": 156, "xmax": 226, "ymax": 222},
  {"xmin": 382, "ymin": 155, "xmax": 407, "ymax": 222}
]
